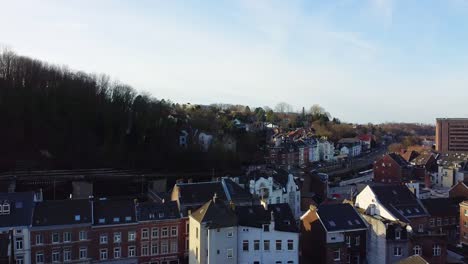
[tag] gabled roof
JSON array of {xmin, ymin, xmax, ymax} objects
[
  {"xmin": 93, "ymin": 199, "xmax": 136, "ymax": 226},
  {"xmin": 421, "ymin": 198, "xmax": 462, "ymax": 217},
  {"xmin": 222, "ymin": 178, "xmax": 253, "ymax": 202},
  {"xmin": 317, "ymin": 203, "xmax": 367, "ymax": 232},
  {"xmin": 397, "ymin": 255, "xmax": 429, "ymax": 264},
  {"xmin": 176, "ymin": 182, "xmax": 227, "ymax": 204},
  {"xmin": 402, "ymin": 150, "xmax": 420, "ymax": 162},
  {"xmin": 137, "ymin": 201, "xmax": 180, "ymax": 221},
  {"xmin": 0, "ymin": 192, "xmax": 35, "ymax": 228},
  {"xmin": 369, "ymin": 185, "xmax": 428, "ymax": 222},
  {"xmin": 338, "ymin": 138, "xmax": 361, "ymax": 144},
  {"xmin": 268, "ymin": 203, "xmax": 299, "ymax": 232},
  {"xmin": 388, "ymin": 153, "xmax": 411, "ymax": 167},
  {"xmin": 412, "ymin": 153, "xmax": 433, "ymax": 166},
  {"xmin": 190, "ymin": 197, "xmax": 237, "ymax": 228},
  {"xmin": 235, "ymin": 205, "xmax": 270, "ymax": 228},
  {"xmin": 33, "ymin": 199, "xmax": 91, "ymax": 226},
  {"xmin": 358, "ymin": 134, "xmax": 372, "ymax": 142}
]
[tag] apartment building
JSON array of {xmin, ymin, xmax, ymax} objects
[{"xmin": 436, "ymin": 118, "xmax": 468, "ymax": 152}]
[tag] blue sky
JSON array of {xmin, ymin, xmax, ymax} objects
[{"xmin": 2, "ymin": 0, "xmax": 468, "ymax": 124}]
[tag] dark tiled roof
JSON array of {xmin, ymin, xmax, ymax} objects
[
  {"xmin": 235, "ymin": 204, "xmax": 298, "ymax": 232},
  {"xmin": 421, "ymin": 198, "xmax": 462, "ymax": 217},
  {"xmin": 191, "ymin": 197, "xmax": 237, "ymax": 228},
  {"xmin": 370, "ymin": 185, "xmax": 428, "ymax": 222},
  {"xmin": 33, "ymin": 199, "xmax": 91, "ymax": 226},
  {"xmin": 397, "ymin": 255, "xmax": 428, "ymax": 264},
  {"xmin": 388, "ymin": 153, "xmax": 410, "ymax": 167},
  {"xmin": 93, "ymin": 199, "xmax": 136, "ymax": 226},
  {"xmin": 412, "ymin": 153, "xmax": 433, "ymax": 166},
  {"xmin": 222, "ymin": 178, "xmax": 253, "ymax": 202},
  {"xmin": 137, "ymin": 201, "xmax": 180, "ymax": 221},
  {"xmin": 317, "ymin": 203, "xmax": 367, "ymax": 232},
  {"xmin": 0, "ymin": 192, "xmax": 35, "ymax": 227},
  {"xmin": 176, "ymin": 182, "xmax": 227, "ymax": 205}
]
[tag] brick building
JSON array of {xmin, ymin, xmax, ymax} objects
[
  {"xmin": 436, "ymin": 118, "xmax": 468, "ymax": 152},
  {"xmin": 460, "ymin": 201, "xmax": 468, "ymax": 245},
  {"xmin": 373, "ymin": 153, "xmax": 413, "ymax": 184}
]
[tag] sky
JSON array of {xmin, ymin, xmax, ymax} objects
[{"xmin": 2, "ymin": 0, "xmax": 468, "ymax": 124}]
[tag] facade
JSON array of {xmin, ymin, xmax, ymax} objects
[
  {"xmin": 318, "ymin": 138, "xmax": 335, "ymax": 162},
  {"xmin": 460, "ymin": 201, "xmax": 468, "ymax": 245},
  {"xmin": 300, "ymin": 203, "xmax": 368, "ymax": 264},
  {"xmin": 360, "ymin": 213, "xmax": 410, "ymax": 264},
  {"xmin": 337, "ymin": 138, "xmax": 362, "ymax": 157},
  {"xmin": 421, "ymin": 198, "xmax": 461, "ymax": 241},
  {"xmin": 373, "ymin": 153, "xmax": 412, "ymax": 184},
  {"xmin": 233, "ymin": 168, "xmax": 301, "ymax": 219},
  {"xmin": 436, "ymin": 118, "xmax": 468, "ymax": 152},
  {"xmin": 0, "ymin": 192, "xmax": 37, "ymax": 264},
  {"xmin": 450, "ymin": 181, "xmax": 468, "ymax": 199}
]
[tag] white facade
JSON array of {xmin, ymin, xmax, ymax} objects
[
  {"xmin": 318, "ymin": 140, "xmax": 335, "ymax": 162},
  {"xmin": 1, "ymin": 227, "xmax": 32, "ymax": 264},
  {"xmin": 355, "ymin": 186, "xmax": 398, "ymax": 221},
  {"xmin": 238, "ymin": 222, "xmax": 299, "ymax": 264},
  {"xmin": 308, "ymin": 144, "xmax": 320, "ymax": 162},
  {"xmin": 189, "ymin": 216, "xmax": 238, "ymax": 264},
  {"xmin": 247, "ymin": 174, "xmax": 301, "ymax": 219},
  {"xmin": 436, "ymin": 166, "xmax": 464, "ymax": 188}
]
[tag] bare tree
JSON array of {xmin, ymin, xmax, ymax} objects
[{"xmin": 274, "ymin": 102, "xmax": 293, "ymax": 113}]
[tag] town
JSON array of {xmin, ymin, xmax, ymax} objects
[{"xmin": 3, "ymin": 112, "xmax": 468, "ymax": 263}]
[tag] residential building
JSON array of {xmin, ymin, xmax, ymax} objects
[
  {"xmin": 450, "ymin": 180, "xmax": 468, "ymax": 199},
  {"xmin": 235, "ymin": 204, "xmax": 299, "ymax": 264},
  {"xmin": 30, "ymin": 199, "xmax": 92, "ymax": 264},
  {"xmin": 459, "ymin": 200, "xmax": 468, "ymax": 245},
  {"xmin": 434, "ymin": 153, "xmax": 465, "ymax": 188},
  {"xmin": 188, "ymin": 194, "xmax": 238, "ymax": 264},
  {"xmin": 355, "ymin": 185, "xmax": 447, "ymax": 264},
  {"xmin": 0, "ymin": 192, "xmax": 37, "ymax": 264},
  {"xmin": 233, "ymin": 168, "xmax": 301, "ymax": 219},
  {"xmin": 373, "ymin": 153, "xmax": 413, "ymax": 184},
  {"xmin": 136, "ymin": 201, "xmax": 184, "ymax": 264},
  {"xmin": 360, "ymin": 212, "xmax": 411, "ymax": 264},
  {"xmin": 337, "ymin": 138, "xmax": 362, "ymax": 157},
  {"xmin": 436, "ymin": 118, "xmax": 468, "ymax": 152},
  {"xmin": 357, "ymin": 134, "xmax": 373, "ymax": 152},
  {"xmin": 90, "ymin": 198, "xmax": 139, "ymax": 264},
  {"xmin": 300, "ymin": 203, "xmax": 368, "ymax": 264},
  {"xmin": 421, "ymin": 198, "xmax": 461, "ymax": 241},
  {"xmin": 318, "ymin": 138, "xmax": 335, "ymax": 162}
]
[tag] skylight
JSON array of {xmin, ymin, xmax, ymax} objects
[
  {"xmin": 347, "ymin": 220, "xmax": 353, "ymax": 226},
  {"xmin": 98, "ymin": 218, "xmax": 105, "ymax": 223},
  {"xmin": 113, "ymin": 217, "xmax": 120, "ymax": 223},
  {"xmin": 125, "ymin": 216, "xmax": 131, "ymax": 221},
  {"xmin": 75, "ymin": 215, "xmax": 81, "ymax": 221},
  {"xmin": 329, "ymin": 221, "xmax": 336, "ymax": 227},
  {"xmin": 354, "ymin": 219, "xmax": 360, "ymax": 224}
]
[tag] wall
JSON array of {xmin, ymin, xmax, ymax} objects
[{"xmin": 207, "ymin": 226, "xmax": 237, "ymax": 264}]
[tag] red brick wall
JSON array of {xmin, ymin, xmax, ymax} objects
[
  {"xmin": 373, "ymin": 155, "xmax": 402, "ymax": 184},
  {"xmin": 410, "ymin": 234, "xmax": 447, "ymax": 264},
  {"xmin": 450, "ymin": 183, "xmax": 468, "ymax": 199},
  {"xmin": 89, "ymin": 224, "xmax": 138, "ymax": 261},
  {"xmin": 460, "ymin": 203, "xmax": 468, "ymax": 245}
]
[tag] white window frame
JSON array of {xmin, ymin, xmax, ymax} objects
[
  {"xmin": 100, "ymin": 248, "xmax": 108, "ymax": 260},
  {"xmin": 114, "ymin": 247, "xmax": 121, "ymax": 259},
  {"xmin": 100, "ymin": 234, "xmax": 108, "ymax": 244}
]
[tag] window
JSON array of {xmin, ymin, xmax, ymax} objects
[
  {"xmin": 171, "ymin": 226, "xmax": 178, "ymax": 237},
  {"xmin": 264, "ymin": 240, "xmax": 270, "ymax": 251},
  {"xmin": 254, "ymin": 240, "xmax": 260, "ymax": 251},
  {"xmin": 35, "ymin": 234, "xmax": 43, "ymax": 245},
  {"xmin": 333, "ymin": 249, "xmax": 340, "ymax": 261},
  {"xmin": 394, "ymin": 247, "xmax": 402, "ymax": 256},
  {"xmin": 79, "ymin": 231, "xmax": 87, "ymax": 240},
  {"xmin": 128, "ymin": 231, "xmax": 136, "ymax": 241},
  {"xmin": 79, "ymin": 247, "xmax": 87, "ymax": 259},
  {"xmin": 114, "ymin": 232, "xmax": 121, "ymax": 243},
  {"xmin": 437, "ymin": 218, "xmax": 442, "ymax": 226},
  {"xmin": 263, "ymin": 224, "xmax": 270, "ymax": 232},
  {"xmin": 287, "ymin": 240, "xmax": 294, "ymax": 250},
  {"xmin": 444, "ymin": 218, "xmax": 449, "ymax": 225},
  {"xmin": 100, "ymin": 234, "xmax": 108, "ymax": 244},
  {"xmin": 227, "ymin": 229, "xmax": 233, "ymax": 237},
  {"xmin": 162, "ymin": 227, "xmax": 169, "ymax": 237},
  {"xmin": 151, "ymin": 242, "xmax": 159, "ymax": 255},
  {"xmin": 52, "ymin": 232, "xmax": 60, "ymax": 243},
  {"xmin": 63, "ymin": 232, "xmax": 71, "ymax": 242},
  {"xmin": 36, "ymin": 252, "xmax": 44, "ymax": 264},
  {"xmin": 413, "ymin": 245, "xmax": 421, "ymax": 255},
  {"xmin": 429, "ymin": 218, "xmax": 435, "ymax": 227},
  {"xmin": 63, "ymin": 249, "xmax": 71, "ymax": 262},
  {"xmin": 75, "ymin": 215, "xmax": 80, "ymax": 221},
  {"xmin": 346, "ymin": 236, "xmax": 351, "ymax": 247},
  {"xmin": 142, "ymin": 243, "xmax": 149, "ymax": 256},
  {"xmin": 395, "ymin": 230, "xmax": 401, "ymax": 240},
  {"xmin": 355, "ymin": 236, "xmax": 360, "ymax": 246},
  {"xmin": 161, "ymin": 240, "xmax": 168, "ymax": 254},
  {"xmin": 114, "ymin": 247, "xmax": 121, "ymax": 259},
  {"xmin": 227, "ymin": 248, "xmax": 233, "ymax": 259},
  {"xmin": 433, "ymin": 244, "xmax": 441, "ymax": 256},
  {"xmin": 52, "ymin": 251, "xmax": 60, "ymax": 262},
  {"xmin": 196, "ymin": 227, "xmax": 199, "ymax": 239},
  {"xmin": 171, "ymin": 240, "xmax": 178, "ymax": 253},
  {"xmin": 125, "ymin": 216, "xmax": 131, "ymax": 222},
  {"xmin": 186, "ymin": 222, "xmax": 189, "ymax": 233},
  {"xmin": 128, "ymin": 246, "xmax": 136, "ymax": 257},
  {"xmin": 418, "ymin": 224, "xmax": 424, "ymax": 233},
  {"xmin": 99, "ymin": 218, "xmax": 105, "ymax": 224},
  {"xmin": 142, "ymin": 228, "xmax": 149, "ymax": 239},
  {"xmin": 113, "ymin": 217, "xmax": 120, "ymax": 223},
  {"xmin": 276, "ymin": 197, "xmax": 280, "ymax": 203},
  {"xmin": 15, "ymin": 237, "xmax": 23, "ymax": 250},
  {"xmin": 100, "ymin": 249, "xmax": 108, "ymax": 260},
  {"xmin": 152, "ymin": 227, "xmax": 159, "ymax": 238},
  {"xmin": 15, "ymin": 256, "xmax": 23, "ymax": 264},
  {"xmin": 243, "ymin": 240, "xmax": 249, "ymax": 251},
  {"xmin": 276, "ymin": 240, "xmax": 282, "ymax": 251},
  {"xmin": 196, "ymin": 247, "xmax": 198, "ymax": 260}
]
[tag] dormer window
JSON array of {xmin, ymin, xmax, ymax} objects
[
  {"xmin": 75, "ymin": 215, "xmax": 81, "ymax": 221},
  {"xmin": 1, "ymin": 202, "xmax": 10, "ymax": 215},
  {"xmin": 395, "ymin": 230, "xmax": 401, "ymax": 240},
  {"xmin": 99, "ymin": 218, "xmax": 105, "ymax": 224},
  {"xmin": 149, "ymin": 213, "xmax": 155, "ymax": 219},
  {"xmin": 113, "ymin": 217, "xmax": 120, "ymax": 223}
]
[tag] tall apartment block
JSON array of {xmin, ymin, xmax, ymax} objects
[{"xmin": 436, "ymin": 118, "xmax": 468, "ymax": 152}]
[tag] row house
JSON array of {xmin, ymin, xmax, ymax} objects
[
  {"xmin": 189, "ymin": 194, "xmax": 299, "ymax": 264},
  {"xmin": 359, "ymin": 211, "xmax": 411, "ymax": 264},
  {"xmin": 300, "ymin": 203, "xmax": 368, "ymax": 264},
  {"xmin": 373, "ymin": 153, "xmax": 413, "ymax": 184},
  {"xmin": 232, "ymin": 168, "xmax": 301, "ymax": 219},
  {"xmin": 0, "ymin": 192, "xmax": 37, "ymax": 264},
  {"xmin": 355, "ymin": 185, "xmax": 447, "ymax": 264},
  {"xmin": 337, "ymin": 138, "xmax": 362, "ymax": 158}
]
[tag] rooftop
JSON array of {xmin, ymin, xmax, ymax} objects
[{"xmin": 317, "ymin": 203, "xmax": 367, "ymax": 232}]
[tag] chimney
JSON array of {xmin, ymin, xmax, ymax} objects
[
  {"xmin": 213, "ymin": 193, "xmax": 218, "ymax": 203},
  {"xmin": 369, "ymin": 204, "xmax": 376, "ymax": 216}
]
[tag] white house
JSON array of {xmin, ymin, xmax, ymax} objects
[
  {"xmin": 198, "ymin": 132, "xmax": 213, "ymax": 152},
  {"xmin": 317, "ymin": 138, "xmax": 335, "ymax": 162},
  {"xmin": 337, "ymin": 138, "xmax": 362, "ymax": 157},
  {"xmin": 233, "ymin": 169, "xmax": 301, "ymax": 219}
]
